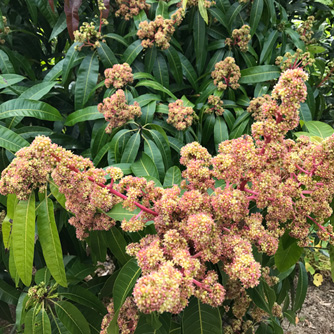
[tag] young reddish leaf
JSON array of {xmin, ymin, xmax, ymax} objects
[
  {"xmin": 64, "ymin": 0, "xmax": 82, "ymax": 40},
  {"xmin": 49, "ymin": 0, "xmax": 55, "ymax": 12}
]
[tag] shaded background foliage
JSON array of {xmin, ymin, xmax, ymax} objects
[{"xmin": 0, "ymin": 0, "xmax": 333, "ymax": 333}]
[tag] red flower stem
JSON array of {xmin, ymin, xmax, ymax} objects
[
  {"xmin": 307, "ymin": 215, "xmax": 334, "ymax": 238},
  {"xmin": 50, "ymin": 153, "xmax": 158, "ymax": 217},
  {"xmin": 192, "ymin": 279, "xmax": 213, "ymax": 293},
  {"xmin": 191, "ymin": 252, "xmax": 202, "ymax": 259},
  {"xmin": 99, "ymin": 10, "xmax": 103, "ymax": 33},
  {"xmin": 243, "ymin": 188, "xmax": 259, "ymax": 196},
  {"xmin": 317, "ymin": 67, "xmax": 334, "ymax": 87},
  {"xmin": 316, "ymin": 182, "xmax": 324, "ymax": 186},
  {"xmin": 295, "ymin": 164, "xmax": 310, "ymax": 175},
  {"xmin": 301, "ymin": 190, "xmax": 313, "ymax": 195}
]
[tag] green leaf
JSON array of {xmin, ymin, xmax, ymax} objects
[
  {"xmin": 105, "ymin": 202, "xmax": 140, "ymax": 222},
  {"xmin": 104, "ymin": 227, "xmax": 131, "ymax": 265},
  {"xmin": 0, "ymin": 50, "xmax": 15, "ymax": 74},
  {"xmin": 121, "ymin": 132, "xmax": 141, "ymax": 164},
  {"xmin": 109, "ymin": 129, "xmax": 133, "ymax": 163},
  {"xmin": 15, "ymin": 293, "xmax": 28, "ymax": 329},
  {"xmin": 49, "ymin": 11, "xmax": 67, "ymax": 41},
  {"xmin": 148, "ymin": 129, "xmax": 172, "ymax": 170},
  {"xmin": 153, "ymin": 53, "xmax": 170, "ymax": 89},
  {"xmin": 226, "ymin": 2, "xmax": 244, "ymax": 32},
  {"xmin": 259, "ymin": 31, "xmax": 279, "ymax": 64},
  {"xmin": 202, "ymin": 114, "xmax": 215, "ymax": 145},
  {"xmin": 58, "ymin": 286, "xmax": 106, "ymax": 316},
  {"xmin": 214, "ymin": 116, "xmax": 228, "ymax": 151},
  {"xmin": 229, "ymin": 119, "xmax": 248, "ymax": 139},
  {"xmin": 88, "ymin": 230, "xmax": 107, "ymax": 263},
  {"xmin": 12, "ymin": 193, "xmax": 35, "ymax": 286},
  {"xmin": 156, "ymin": 0, "xmax": 169, "ymax": 18},
  {"xmin": 97, "ymin": 42, "xmax": 118, "ymax": 68},
  {"xmin": 113, "ymin": 258, "xmax": 141, "ymax": 310},
  {"xmin": 134, "ymin": 94, "xmax": 161, "ymax": 107},
  {"xmin": 208, "ymin": 7, "xmax": 227, "ymax": 28},
  {"xmin": 140, "ymin": 101, "xmax": 156, "ymax": 125},
  {"xmin": 104, "ymin": 33, "xmax": 129, "ymax": 47},
  {"xmin": 0, "ymin": 99, "xmax": 62, "ymax": 121},
  {"xmin": 0, "ymin": 279, "xmax": 20, "ymax": 305},
  {"xmin": 37, "ymin": 193, "xmax": 67, "ymax": 287},
  {"xmin": 293, "ymin": 262, "xmax": 308, "ymax": 312},
  {"xmin": 178, "ymin": 53, "xmax": 199, "ymax": 90},
  {"xmin": 304, "ymin": 121, "xmax": 334, "ymax": 138},
  {"xmin": 62, "ymin": 43, "xmax": 81, "ymax": 85},
  {"xmin": 182, "ymin": 297, "xmax": 222, "ymax": 334},
  {"xmin": 193, "ymin": 10, "xmax": 207, "ymax": 75},
  {"xmin": 0, "ymin": 125, "xmax": 29, "ymax": 153},
  {"xmin": 49, "ymin": 181, "xmax": 67, "ymax": 209},
  {"xmin": 24, "ymin": 306, "xmax": 38, "ymax": 334},
  {"xmin": 164, "ymin": 46, "xmax": 183, "ymax": 85},
  {"xmin": 75, "ymin": 52, "xmax": 99, "ymax": 110},
  {"xmin": 275, "ymin": 232, "xmax": 303, "ymax": 272},
  {"xmin": 0, "ymin": 300, "xmax": 13, "ymax": 322},
  {"xmin": 299, "ymin": 103, "xmax": 312, "ymax": 122},
  {"xmin": 19, "ymin": 82, "xmax": 56, "ymax": 101},
  {"xmin": 144, "ymin": 46, "xmax": 157, "ymax": 73},
  {"xmin": 121, "ymin": 40, "xmax": 143, "ymax": 65},
  {"xmin": 249, "ymin": 0, "xmax": 263, "ymax": 35},
  {"xmin": 198, "ymin": 0, "xmax": 209, "ymax": 23},
  {"xmin": 136, "ymin": 80, "xmax": 177, "ymax": 99},
  {"xmin": 163, "ymin": 166, "xmax": 181, "ymax": 188},
  {"xmin": 35, "ymin": 267, "xmax": 51, "ymax": 285},
  {"xmin": 239, "ymin": 65, "xmax": 280, "ymax": 84},
  {"xmin": 55, "ymin": 300, "xmax": 91, "ymax": 334},
  {"xmin": 247, "ymin": 282, "xmax": 271, "ymax": 314},
  {"xmin": 38, "ymin": 308, "xmax": 52, "ymax": 334},
  {"xmin": 285, "ymin": 27, "xmax": 305, "ymax": 50},
  {"xmin": 65, "ymin": 106, "xmax": 104, "ymax": 126},
  {"xmin": 131, "ymin": 152, "xmax": 159, "ymax": 179},
  {"xmin": 44, "ymin": 59, "xmax": 65, "ymax": 82},
  {"xmin": 0, "ymin": 74, "xmax": 25, "ymax": 89},
  {"xmin": 143, "ymin": 137, "xmax": 165, "ymax": 180},
  {"xmin": 330, "ymin": 245, "xmax": 334, "ymax": 282}
]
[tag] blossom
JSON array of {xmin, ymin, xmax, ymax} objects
[
  {"xmin": 225, "ymin": 25, "xmax": 251, "ymax": 52},
  {"xmin": 211, "ymin": 57, "xmax": 241, "ymax": 90},
  {"xmin": 104, "ymin": 63, "xmax": 133, "ymax": 89},
  {"xmin": 97, "ymin": 89, "xmax": 141, "ymax": 133},
  {"xmin": 115, "ymin": 0, "xmax": 150, "ymax": 20}
]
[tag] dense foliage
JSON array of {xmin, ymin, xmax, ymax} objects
[{"xmin": 0, "ymin": 0, "xmax": 334, "ymax": 333}]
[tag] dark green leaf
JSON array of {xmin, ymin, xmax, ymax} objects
[
  {"xmin": 143, "ymin": 137, "xmax": 165, "ymax": 180},
  {"xmin": 113, "ymin": 259, "xmax": 141, "ymax": 310},
  {"xmin": 121, "ymin": 132, "xmax": 141, "ymax": 164},
  {"xmin": 239, "ymin": 65, "xmax": 280, "ymax": 84},
  {"xmin": 19, "ymin": 82, "xmax": 56, "ymax": 101},
  {"xmin": 164, "ymin": 46, "xmax": 183, "ymax": 85},
  {"xmin": 121, "ymin": 40, "xmax": 143, "ymax": 65},
  {"xmin": 259, "ymin": 31, "xmax": 279, "ymax": 64},
  {"xmin": 104, "ymin": 227, "xmax": 131, "ymax": 265},
  {"xmin": 293, "ymin": 262, "xmax": 308, "ymax": 312},
  {"xmin": 193, "ymin": 10, "xmax": 207, "ymax": 75},
  {"xmin": 144, "ymin": 46, "xmax": 157, "ymax": 73},
  {"xmin": 153, "ymin": 53, "xmax": 170, "ymax": 89},
  {"xmin": 0, "ymin": 50, "xmax": 14, "ymax": 74},
  {"xmin": 0, "ymin": 125, "xmax": 29, "ymax": 153},
  {"xmin": 214, "ymin": 116, "xmax": 228, "ymax": 151},
  {"xmin": 12, "ymin": 194, "xmax": 35, "ymax": 286},
  {"xmin": 131, "ymin": 152, "xmax": 159, "ymax": 179},
  {"xmin": 97, "ymin": 42, "xmax": 118, "ymax": 68},
  {"xmin": 75, "ymin": 52, "xmax": 99, "ymax": 110},
  {"xmin": 0, "ymin": 279, "xmax": 20, "ymax": 305},
  {"xmin": 65, "ymin": 106, "xmax": 104, "ymax": 126},
  {"xmin": 182, "ymin": 297, "xmax": 222, "ymax": 334},
  {"xmin": 55, "ymin": 300, "xmax": 91, "ymax": 334},
  {"xmin": 105, "ymin": 203, "xmax": 140, "ymax": 222},
  {"xmin": 163, "ymin": 166, "xmax": 182, "ymax": 188},
  {"xmin": 37, "ymin": 193, "xmax": 67, "ymax": 287},
  {"xmin": 249, "ymin": 0, "xmax": 263, "ymax": 35}
]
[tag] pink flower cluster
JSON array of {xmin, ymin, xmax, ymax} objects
[
  {"xmin": 205, "ymin": 95, "xmax": 224, "ymax": 116},
  {"xmin": 225, "ymin": 25, "xmax": 251, "ymax": 52},
  {"xmin": 167, "ymin": 99, "xmax": 195, "ymax": 130},
  {"xmin": 137, "ymin": 9, "xmax": 184, "ymax": 49},
  {"xmin": 211, "ymin": 57, "xmax": 241, "ymax": 90},
  {"xmin": 97, "ymin": 90, "xmax": 142, "ymax": 133},
  {"xmin": 104, "ymin": 63, "xmax": 133, "ymax": 89},
  {"xmin": 115, "ymin": 0, "xmax": 150, "ymax": 20}
]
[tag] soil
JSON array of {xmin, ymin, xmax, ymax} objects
[{"xmin": 283, "ymin": 271, "xmax": 334, "ymax": 334}]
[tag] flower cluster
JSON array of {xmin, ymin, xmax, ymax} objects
[
  {"xmin": 115, "ymin": 0, "xmax": 150, "ymax": 20},
  {"xmin": 275, "ymin": 49, "xmax": 314, "ymax": 71},
  {"xmin": 104, "ymin": 63, "xmax": 133, "ymax": 89},
  {"xmin": 97, "ymin": 90, "xmax": 142, "ymax": 133},
  {"xmin": 297, "ymin": 16, "xmax": 315, "ymax": 44},
  {"xmin": 137, "ymin": 9, "xmax": 184, "ymax": 49},
  {"xmin": 225, "ymin": 25, "xmax": 251, "ymax": 52},
  {"xmin": 74, "ymin": 21, "xmax": 106, "ymax": 50},
  {"xmin": 205, "ymin": 95, "xmax": 224, "ymax": 116},
  {"xmin": 0, "ymin": 17, "xmax": 10, "ymax": 44},
  {"xmin": 3, "ymin": 66, "xmax": 334, "ymax": 330},
  {"xmin": 100, "ymin": 297, "xmax": 139, "ymax": 334},
  {"xmin": 211, "ymin": 57, "xmax": 241, "ymax": 90},
  {"xmin": 186, "ymin": 0, "xmax": 215, "ymax": 8},
  {"xmin": 167, "ymin": 99, "xmax": 195, "ymax": 130}
]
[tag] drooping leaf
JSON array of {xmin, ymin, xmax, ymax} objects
[
  {"xmin": 135, "ymin": 80, "xmax": 177, "ymax": 99},
  {"xmin": 104, "ymin": 227, "xmax": 131, "ymax": 265},
  {"xmin": 121, "ymin": 40, "xmax": 143, "ymax": 65},
  {"xmin": 131, "ymin": 152, "xmax": 159, "ymax": 179},
  {"xmin": 239, "ymin": 65, "xmax": 280, "ymax": 84},
  {"xmin": 36, "ymin": 193, "xmax": 67, "ymax": 287},
  {"xmin": 19, "ymin": 82, "xmax": 56, "ymax": 100},
  {"xmin": 75, "ymin": 52, "xmax": 99, "ymax": 110},
  {"xmin": 12, "ymin": 193, "xmax": 36, "ymax": 286},
  {"xmin": 121, "ymin": 132, "xmax": 141, "ymax": 164},
  {"xmin": 164, "ymin": 46, "xmax": 183, "ymax": 85},
  {"xmin": 182, "ymin": 297, "xmax": 222, "ymax": 334},
  {"xmin": 143, "ymin": 137, "xmax": 165, "ymax": 180},
  {"xmin": 105, "ymin": 203, "xmax": 140, "ymax": 222},
  {"xmin": 65, "ymin": 106, "xmax": 104, "ymax": 126},
  {"xmin": 113, "ymin": 258, "xmax": 141, "ymax": 310},
  {"xmin": 49, "ymin": 12, "xmax": 67, "ymax": 41},
  {"xmin": 153, "ymin": 53, "xmax": 170, "ymax": 89},
  {"xmin": 0, "ymin": 279, "xmax": 20, "ymax": 305},
  {"xmin": 97, "ymin": 42, "xmax": 118, "ymax": 68},
  {"xmin": 0, "ymin": 125, "xmax": 29, "ymax": 152},
  {"xmin": 163, "ymin": 166, "xmax": 182, "ymax": 188},
  {"xmin": 0, "ymin": 99, "xmax": 62, "ymax": 121},
  {"xmin": 259, "ymin": 30, "xmax": 279, "ymax": 64},
  {"xmin": 0, "ymin": 50, "xmax": 15, "ymax": 74},
  {"xmin": 214, "ymin": 116, "xmax": 229, "ymax": 151},
  {"xmin": 0, "ymin": 74, "xmax": 25, "ymax": 89},
  {"xmin": 62, "ymin": 42, "xmax": 81, "ymax": 84},
  {"xmin": 249, "ymin": 0, "xmax": 263, "ymax": 35},
  {"xmin": 193, "ymin": 10, "xmax": 207, "ymax": 75},
  {"xmin": 293, "ymin": 262, "xmax": 308, "ymax": 312},
  {"xmin": 55, "ymin": 300, "xmax": 91, "ymax": 334},
  {"xmin": 275, "ymin": 232, "xmax": 303, "ymax": 272}
]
